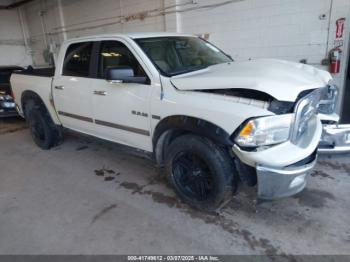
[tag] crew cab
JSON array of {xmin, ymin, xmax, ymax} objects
[{"xmin": 10, "ymin": 33, "xmax": 339, "ymax": 211}]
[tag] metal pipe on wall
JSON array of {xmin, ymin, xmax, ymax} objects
[
  {"xmin": 57, "ymin": 0, "xmax": 67, "ymax": 41},
  {"xmin": 17, "ymin": 6, "xmax": 31, "ymax": 54},
  {"xmin": 325, "ymin": 0, "xmax": 334, "ymax": 58},
  {"xmin": 39, "ymin": 10, "xmax": 48, "ymax": 48}
]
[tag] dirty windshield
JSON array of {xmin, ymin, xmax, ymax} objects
[{"xmin": 135, "ymin": 37, "xmax": 232, "ymax": 76}]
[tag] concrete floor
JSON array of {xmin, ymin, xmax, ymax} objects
[{"xmin": 0, "ymin": 117, "xmax": 349, "ymax": 255}]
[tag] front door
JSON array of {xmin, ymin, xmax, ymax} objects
[{"xmin": 90, "ymin": 40, "xmax": 153, "ymax": 151}]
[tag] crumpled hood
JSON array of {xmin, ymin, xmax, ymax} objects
[{"xmin": 170, "ymin": 59, "xmax": 332, "ymax": 102}]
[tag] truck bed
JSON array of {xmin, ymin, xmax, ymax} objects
[
  {"xmin": 10, "ymin": 70, "xmax": 61, "ymax": 124},
  {"xmin": 16, "ymin": 67, "xmax": 55, "ymax": 77}
]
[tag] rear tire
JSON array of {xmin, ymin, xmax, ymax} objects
[
  {"xmin": 27, "ymin": 107, "xmax": 62, "ymax": 150},
  {"xmin": 165, "ymin": 134, "xmax": 237, "ymax": 211}
]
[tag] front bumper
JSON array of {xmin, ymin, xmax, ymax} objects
[
  {"xmin": 233, "ymin": 117, "xmax": 323, "ymax": 167},
  {"xmin": 319, "ymin": 124, "xmax": 350, "ymax": 153},
  {"xmin": 257, "ymin": 154, "xmax": 316, "ymax": 199},
  {"xmin": 233, "ymin": 117, "xmax": 322, "ymax": 200}
]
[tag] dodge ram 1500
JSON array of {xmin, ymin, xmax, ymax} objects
[{"xmin": 10, "ymin": 33, "xmax": 340, "ymax": 211}]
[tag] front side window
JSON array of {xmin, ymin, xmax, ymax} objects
[
  {"xmin": 98, "ymin": 41, "xmax": 147, "ymax": 79},
  {"xmin": 135, "ymin": 37, "xmax": 232, "ymax": 76},
  {"xmin": 63, "ymin": 42, "xmax": 93, "ymax": 77}
]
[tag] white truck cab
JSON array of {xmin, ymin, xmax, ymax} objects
[{"xmin": 10, "ymin": 33, "xmax": 339, "ymax": 211}]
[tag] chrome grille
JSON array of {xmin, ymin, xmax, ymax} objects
[
  {"xmin": 291, "ymin": 87, "xmax": 327, "ymax": 144},
  {"xmin": 318, "ymin": 85, "xmax": 338, "ymax": 115}
]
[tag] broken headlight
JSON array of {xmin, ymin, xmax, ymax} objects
[{"xmin": 235, "ymin": 114, "xmax": 293, "ymax": 147}]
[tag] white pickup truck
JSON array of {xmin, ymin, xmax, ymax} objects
[{"xmin": 10, "ymin": 33, "xmax": 342, "ymax": 211}]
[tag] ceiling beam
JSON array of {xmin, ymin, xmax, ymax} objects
[{"xmin": 0, "ymin": 0, "xmax": 34, "ymax": 10}]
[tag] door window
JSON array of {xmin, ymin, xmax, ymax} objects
[
  {"xmin": 98, "ymin": 41, "xmax": 147, "ymax": 80},
  {"xmin": 63, "ymin": 42, "xmax": 93, "ymax": 77}
]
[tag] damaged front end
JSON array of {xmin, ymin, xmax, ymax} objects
[
  {"xmin": 204, "ymin": 85, "xmax": 342, "ymax": 199},
  {"xmin": 319, "ymin": 124, "xmax": 350, "ymax": 153},
  {"xmin": 318, "ymin": 85, "xmax": 350, "ymax": 154},
  {"xmin": 203, "ymin": 85, "xmax": 350, "ymax": 155},
  {"xmin": 232, "ymin": 87, "xmax": 324, "ymax": 199},
  {"xmin": 256, "ymin": 152, "xmax": 317, "ymax": 199}
]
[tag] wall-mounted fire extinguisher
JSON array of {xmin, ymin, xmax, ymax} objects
[{"xmin": 330, "ymin": 47, "xmax": 342, "ymax": 74}]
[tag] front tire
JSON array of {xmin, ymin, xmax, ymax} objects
[{"xmin": 165, "ymin": 135, "xmax": 237, "ymax": 211}]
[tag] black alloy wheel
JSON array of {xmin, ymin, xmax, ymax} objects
[
  {"xmin": 172, "ymin": 151, "xmax": 214, "ymax": 201},
  {"xmin": 165, "ymin": 134, "xmax": 237, "ymax": 211}
]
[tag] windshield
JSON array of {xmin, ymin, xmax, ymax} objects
[{"xmin": 135, "ymin": 37, "xmax": 232, "ymax": 76}]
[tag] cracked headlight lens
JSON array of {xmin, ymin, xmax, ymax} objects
[{"xmin": 235, "ymin": 114, "xmax": 293, "ymax": 147}]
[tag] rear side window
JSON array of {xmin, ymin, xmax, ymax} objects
[{"xmin": 63, "ymin": 42, "xmax": 93, "ymax": 77}]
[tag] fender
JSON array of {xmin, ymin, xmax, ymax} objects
[
  {"xmin": 153, "ymin": 115, "xmax": 234, "ymax": 165},
  {"xmin": 153, "ymin": 115, "xmax": 234, "ymax": 147},
  {"xmin": 21, "ymin": 91, "xmax": 46, "ymax": 117},
  {"xmin": 21, "ymin": 90, "xmax": 63, "ymax": 146},
  {"xmin": 21, "ymin": 90, "xmax": 61, "ymax": 126}
]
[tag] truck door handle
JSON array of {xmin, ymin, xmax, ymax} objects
[
  {"xmin": 93, "ymin": 90, "xmax": 107, "ymax": 96},
  {"xmin": 55, "ymin": 85, "xmax": 64, "ymax": 90}
]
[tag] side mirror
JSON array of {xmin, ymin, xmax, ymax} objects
[{"xmin": 106, "ymin": 66, "xmax": 148, "ymax": 84}]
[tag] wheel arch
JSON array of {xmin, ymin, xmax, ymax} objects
[
  {"xmin": 21, "ymin": 90, "xmax": 46, "ymax": 118},
  {"xmin": 153, "ymin": 115, "xmax": 234, "ymax": 166},
  {"xmin": 21, "ymin": 90, "xmax": 63, "ymax": 147},
  {"xmin": 21, "ymin": 90, "xmax": 60, "ymax": 125}
]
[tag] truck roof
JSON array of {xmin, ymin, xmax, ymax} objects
[
  {"xmin": 63, "ymin": 32, "xmax": 196, "ymax": 44},
  {"xmin": 128, "ymin": 32, "xmax": 195, "ymax": 39}
]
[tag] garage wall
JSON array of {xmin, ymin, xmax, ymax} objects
[
  {"xmin": 178, "ymin": 1, "xmax": 331, "ymax": 62},
  {"xmin": 21, "ymin": 0, "xmax": 166, "ymax": 66},
  {"xmin": 22, "ymin": 0, "xmax": 65, "ymax": 66},
  {"xmin": 61, "ymin": 0, "xmax": 165, "ymax": 38},
  {"xmin": 0, "ymin": 8, "xmax": 32, "ymax": 66},
  {"xmin": 19, "ymin": 0, "xmax": 350, "ymax": 112},
  {"xmin": 174, "ymin": 0, "xmax": 350, "ymax": 111},
  {"xmin": 22, "ymin": 0, "xmax": 350, "ymax": 67}
]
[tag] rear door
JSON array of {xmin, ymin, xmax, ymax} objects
[{"xmin": 52, "ymin": 41, "xmax": 96, "ymax": 134}]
